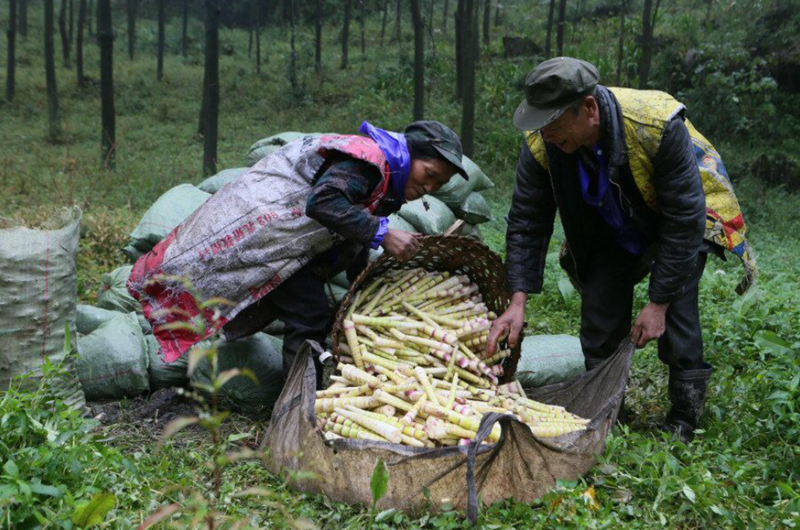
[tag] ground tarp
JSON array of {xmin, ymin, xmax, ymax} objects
[{"xmin": 263, "ymin": 339, "xmax": 633, "ymax": 523}]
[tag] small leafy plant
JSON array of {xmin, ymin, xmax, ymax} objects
[
  {"xmin": 367, "ymin": 459, "xmax": 390, "ymax": 530},
  {"xmin": 141, "ymin": 276, "xmax": 317, "ymax": 530},
  {"xmin": 0, "ymin": 326, "xmax": 123, "ymax": 529}
]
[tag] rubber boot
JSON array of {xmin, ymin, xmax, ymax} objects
[{"xmin": 662, "ymin": 363, "xmax": 712, "ymax": 443}]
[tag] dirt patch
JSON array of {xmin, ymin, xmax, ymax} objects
[
  {"xmin": 89, "ymin": 388, "xmax": 201, "ymax": 432},
  {"xmin": 88, "ymin": 388, "xmax": 270, "ymax": 449}
]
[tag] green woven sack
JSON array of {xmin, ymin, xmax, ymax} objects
[
  {"xmin": 388, "ymin": 213, "xmax": 418, "ymax": 233},
  {"xmin": 264, "ymin": 334, "xmax": 284, "ymax": 355},
  {"xmin": 128, "ymin": 184, "xmax": 210, "ymax": 253},
  {"xmin": 246, "ymin": 132, "xmax": 321, "ymax": 166},
  {"xmin": 461, "ymin": 223, "xmax": 482, "ymax": 240},
  {"xmin": 76, "ymin": 312, "xmax": 150, "ymax": 400},
  {"xmin": 455, "ymin": 192, "xmax": 492, "ymax": 225},
  {"xmin": 146, "ymin": 335, "xmax": 191, "ymax": 390},
  {"xmin": 398, "ymin": 196, "xmax": 456, "ymax": 235},
  {"xmin": 326, "ymin": 283, "xmax": 349, "ymax": 306},
  {"xmin": 461, "ymin": 155, "xmax": 494, "ymax": 192},
  {"xmin": 430, "ymin": 155, "xmax": 494, "ymax": 207},
  {"xmin": 76, "ymin": 304, "xmax": 150, "ymax": 335},
  {"xmin": 0, "ymin": 208, "xmax": 86, "ymax": 409},
  {"xmin": 514, "ymin": 335, "xmax": 586, "ymax": 389},
  {"xmin": 190, "ymin": 333, "xmax": 285, "ymax": 414},
  {"xmin": 97, "ymin": 265, "xmax": 141, "ymax": 314},
  {"xmin": 197, "ymin": 167, "xmax": 249, "ymax": 194}
]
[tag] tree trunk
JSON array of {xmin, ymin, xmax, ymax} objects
[
  {"xmin": 454, "ymin": 0, "xmax": 463, "ymax": 100},
  {"xmin": 556, "ymin": 0, "xmax": 566, "ymax": 57},
  {"xmin": 482, "ymin": 0, "xmax": 489, "ymax": 46},
  {"xmin": 288, "ymin": 0, "xmax": 296, "ymax": 90},
  {"xmin": 182, "ymin": 0, "xmax": 188, "ymax": 57},
  {"xmin": 202, "ymin": 0, "xmax": 219, "ymax": 176},
  {"xmin": 379, "ymin": 0, "xmax": 388, "ymax": 47},
  {"xmin": 87, "ymin": 0, "xmax": 92, "ymax": 36},
  {"xmin": 472, "ymin": 0, "xmax": 479, "ymax": 62},
  {"xmin": 314, "ymin": 0, "xmax": 322, "ymax": 67},
  {"xmin": 248, "ymin": 11, "xmax": 253, "ymax": 57},
  {"xmin": 20, "ymin": 0, "xmax": 27, "ymax": 39},
  {"xmin": 157, "ymin": 0, "xmax": 165, "ymax": 81},
  {"xmin": 255, "ymin": 0, "xmax": 261, "ymax": 73},
  {"xmin": 59, "ymin": 0, "xmax": 70, "ymax": 67},
  {"xmin": 460, "ymin": 0, "xmax": 475, "ymax": 157},
  {"xmin": 426, "ymin": 0, "xmax": 436, "ymax": 60},
  {"xmin": 45, "ymin": 0, "xmax": 61, "ymax": 140},
  {"xmin": 494, "ymin": 0, "xmax": 499, "ymax": 27},
  {"xmin": 544, "ymin": 0, "xmax": 554, "ymax": 59},
  {"xmin": 704, "ymin": 0, "xmax": 713, "ymax": 27},
  {"xmin": 127, "ymin": 0, "xmax": 136, "ymax": 60},
  {"xmin": 359, "ymin": 0, "xmax": 365, "ymax": 57},
  {"xmin": 341, "ymin": 0, "xmax": 351, "ymax": 69},
  {"xmin": 638, "ymin": 0, "xmax": 653, "ymax": 89},
  {"xmin": 264, "ymin": 0, "xmax": 271, "ymax": 64},
  {"xmin": 442, "ymin": 0, "xmax": 448, "ymax": 32},
  {"xmin": 570, "ymin": 0, "xmax": 580, "ymax": 43},
  {"xmin": 615, "ymin": 0, "xmax": 625, "ymax": 85},
  {"xmin": 393, "ymin": 0, "xmax": 401, "ymax": 43},
  {"xmin": 68, "ymin": 0, "xmax": 73, "ymax": 44},
  {"xmin": 6, "ymin": 0, "xmax": 17, "ymax": 102},
  {"xmin": 98, "ymin": 0, "xmax": 115, "ymax": 169},
  {"xmin": 410, "ymin": 0, "xmax": 424, "ymax": 120},
  {"xmin": 427, "ymin": 0, "xmax": 434, "ymax": 39},
  {"xmin": 77, "ymin": 0, "xmax": 86, "ymax": 87}
]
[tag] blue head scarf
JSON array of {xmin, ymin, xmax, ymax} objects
[{"xmin": 359, "ymin": 121, "xmax": 411, "ymax": 202}]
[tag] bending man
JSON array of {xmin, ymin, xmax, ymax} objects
[
  {"xmin": 487, "ymin": 58, "xmax": 756, "ymax": 442},
  {"xmin": 129, "ymin": 121, "xmax": 467, "ymax": 389}
]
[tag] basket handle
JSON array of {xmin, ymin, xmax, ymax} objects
[{"xmin": 444, "ymin": 219, "xmax": 466, "ymax": 236}]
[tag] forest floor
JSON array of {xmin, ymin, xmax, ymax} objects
[{"xmin": 1, "ymin": 4, "xmax": 799, "ymax": 529}]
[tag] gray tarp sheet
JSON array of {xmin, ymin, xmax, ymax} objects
[{"xmin": 263, "ymin": 338, "xmax": 633, "ymax": 523}]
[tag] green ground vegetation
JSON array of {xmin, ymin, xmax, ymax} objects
[{"xmin": 1, "ymin": 1, "xmax": 798, "ymax": 528}]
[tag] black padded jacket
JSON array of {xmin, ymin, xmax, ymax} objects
[{"xmin": 505, "ymin": 85, "xmax": 708, "ymax": 304}]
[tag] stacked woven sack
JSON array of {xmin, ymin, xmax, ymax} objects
[{"xmin": 75, "ymin": 271, "xmax": 285, "ymax": 412}]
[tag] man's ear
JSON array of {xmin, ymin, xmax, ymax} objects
[{"xmin": 585, "ymin": 95, "xmax": 600, "ymax": 118}]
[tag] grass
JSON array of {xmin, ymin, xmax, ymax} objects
[{"xmin": 1, "ymin": 1, "xmax": 799, "ymax": 529}]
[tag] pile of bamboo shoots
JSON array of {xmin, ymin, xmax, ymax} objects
[{"xmin": 317, "ymin": 268, "xmax": 589, "ymax": 447}]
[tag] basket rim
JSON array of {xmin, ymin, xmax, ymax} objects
[{"xmin": 331, "ymin": 234, "xmax": 523, "ymax": 383}]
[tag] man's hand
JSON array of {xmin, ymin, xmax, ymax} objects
[
  {"xmin": 381, "ymin": 229, "xmax": 421, "ymax": 262},
  {"xmin": 631, "ymin": 301, "xmax": 670, "ymax": 348},
  {"xmin": 486, "ymin": 292, "xmax": 528, "ymax": 356}
]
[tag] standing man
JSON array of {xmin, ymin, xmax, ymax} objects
[{"xmin": 487, "ymin": 57, "xmax": 756, "ymax": 442}]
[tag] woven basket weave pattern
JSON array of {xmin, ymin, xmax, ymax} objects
[{"xmin": 332, "ymin": 235, "xmax": 522, "ymax": 383}]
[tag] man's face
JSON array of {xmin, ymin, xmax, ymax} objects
[
  {"xmin": 405, "ymin": 158, "xmax": 456, "ymax": 201},
  {"xmin": 539, "ymin": 96, "xmax": 599, "ymax": 154}
]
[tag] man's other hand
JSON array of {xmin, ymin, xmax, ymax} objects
[
  {"xmin": 631, "ymin": 301, "xmax": 670, "ymax": 348},
  {"xmin": 486, "ymin": 292, "xmax": 528, "ymax": 356}
]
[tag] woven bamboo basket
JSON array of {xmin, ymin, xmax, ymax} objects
[{"xmin": 331, "ymin": 235, "xmax": 522, "ymax": 383}]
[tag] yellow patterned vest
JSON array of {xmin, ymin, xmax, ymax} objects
[{"xmin": 526, "ymin": 87, "xmax": 757, "ymax": 294}]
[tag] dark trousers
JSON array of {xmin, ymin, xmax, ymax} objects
[
  {"xmin": 222, "ymin": 263, "xmax": 331, "ymax": 382},
  {"xmin": 580, "ymin": 243, "xmax": 708, "ymax": 373}
]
